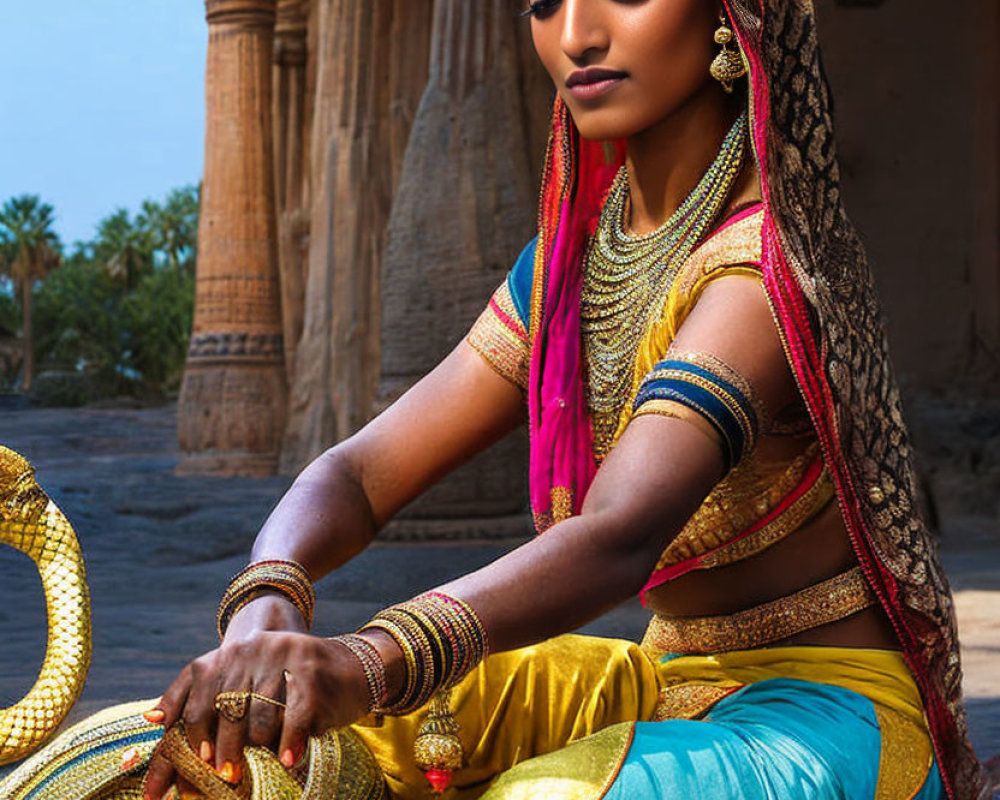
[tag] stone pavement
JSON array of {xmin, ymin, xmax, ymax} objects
[{"xmin": 0, "ymin": 404, "xmax": 996, "ymax": 779}]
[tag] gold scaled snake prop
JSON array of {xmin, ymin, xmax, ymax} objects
[
  {"xmin": 0, "ymin": 444, "xmax": 92, "ymax": 766},
  {"xmin": 0, "ymin": 444, "xmax": 387, "ymax": 798}
]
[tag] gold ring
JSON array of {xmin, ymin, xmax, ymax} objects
[
  {"xmin": 214, "ymin": 691, "xmax": 251, "ymax": 723},
  {"xmin": 250, "ymin": 692, "xmax": 286, "ymax": 710}
]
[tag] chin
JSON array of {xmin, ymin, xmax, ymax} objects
[
  {"xmin": 566, "ymin": 109, "xmax": 645, "ymax": 143},
  {"xmin": 562, "ymin": 94, "xmax": 678, "ymax": 143}
]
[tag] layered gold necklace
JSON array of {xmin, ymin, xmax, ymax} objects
[{"xmin": 581, "ymin": 112, "xmax": 748, "ymax": 459}]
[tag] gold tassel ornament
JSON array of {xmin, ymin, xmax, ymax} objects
[{"xmin": 413, "ymin": 691, "xmax": 464, "ymax": 794}]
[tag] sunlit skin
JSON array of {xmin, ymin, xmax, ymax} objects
[{"xmin": 142, "ymin": 3, "xmax": 899, "ymax": 797}]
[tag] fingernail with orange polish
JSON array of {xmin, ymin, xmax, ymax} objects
[
  {"xmin": 217, "ymin": 761, "xmax": 240, "ymax": 784},
  {"xmin": 280, "ymin": 749, "xmax": 295, "ymax": 768},
  {"xmin": 199, "ymin": 739, "xmax": 214, "ymax": 763},
  {"xmin": 179, "ymin": 788, "xmax": 205, "ymax": 800},
  {"xmin": 143, "ymin": 709, "xmax": 166, "ymax": 724}
]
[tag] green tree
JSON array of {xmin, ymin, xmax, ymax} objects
[
  {"xmin": 139, "ymin": 185, "xmax": 199, "ymax": 274},
  {"xmin": 34, "ymin": 250, "xmax": 122, "ymax": 388},
  {"xmin": 92, "ymin": 209, "xmax": 154, "ymax": 290},
  {"xmin": 120, "ymin": 264, "xmax": 195, "ymax": 393},
  {"xmin": 0, "ymin": 195, "xmax": 61, "ymax": 390}
]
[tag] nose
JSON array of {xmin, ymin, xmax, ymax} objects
[{"xmin": 559, "ymin": 0, "xmax": 610, "ymax": 63}]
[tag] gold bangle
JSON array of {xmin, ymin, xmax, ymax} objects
[
  {"xmin": 217, "ymin": 560, "xmax": 315, "ymax": 640},
  {"xmin": 361, "ymin": 618, "xmax": 422, "ymax": 714},
  {"xmin": 378, "ymin": 609, "xmax": 443, "ymax": 708}
]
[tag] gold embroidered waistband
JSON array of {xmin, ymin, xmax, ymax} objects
[{"xmin": 641, "ymin": 566, "xmax": 877, "ymax": 656}]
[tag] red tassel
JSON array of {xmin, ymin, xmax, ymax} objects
[{"xmin": 424, "ymin": 767, "xmax": 453, "ymax": 794}]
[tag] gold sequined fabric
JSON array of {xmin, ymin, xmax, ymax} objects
[
  {"xmin": 0, "ymin": 700, "xmax": 387, "ymax": 800},
  {"xmin": 874, "ymin": 706, "xmax": 934, "ymax": 800},
  {"xmin": 479, "ymin": 722, "xmax": 636, "ymax": 800},
  {"xmin": 655, "ymin": 441, "xmax": 834, "ymax": 573},
  {"xmin": 641, "ymin": 566, "xmax": 876, "ymax": 655},
  {"xmin": 0, "ymin": 445, "xmax": 92, "ymax": 766},
  {"xmin": 466, "ymin": 281, "xmax": 531, "ymax": 390},
  {"xmin": 652, "ymin": 685, "xmax": 740, "ymax": 722}
]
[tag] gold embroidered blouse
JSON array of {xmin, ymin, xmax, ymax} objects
[{"xmin": 467, "ymin": 210, "xmax": 835, "ymax": 585}]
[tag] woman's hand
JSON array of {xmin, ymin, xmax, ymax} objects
[{"xmin": 142, "ymin": 604, "xmax": 370, "ymax": 800}]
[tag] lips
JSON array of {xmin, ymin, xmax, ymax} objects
[
  {"xmin": 565, "ymin": 67, "xmax": 628, "ymax": 88},
  {"xmin": 565, "ymin": 67, "xmax": 627, "ymax": 101}
]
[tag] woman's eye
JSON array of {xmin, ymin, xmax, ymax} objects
[{"xmin": 520, "ymin": 0, "xmax": 562, "ymax": 18}]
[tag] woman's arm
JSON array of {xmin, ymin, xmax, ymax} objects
[
  {"xmin": 145, "ymin": 275, "xmax": 796, "ymax": 797},
  {"xmin": 143, "ymin": 341, "xmax": 525, "ymax": 797},
  {"xmin": 256, "ymin": 340, "xmax": 527, "ymax": 570},
  {"xmin": 438, "ymin": 272, "xmax": 800, "ymax": 650},
  {"xmin": 220, "ymin": 339, "xmax": 527, "ymax": 639}
]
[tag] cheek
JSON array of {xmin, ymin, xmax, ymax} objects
[
  {"xmin": 631, "ymin": 10, "xmax": 716, "ymax": 94},
  {"xmin": 530, "ymin": 22, "xmax": 562, "ymax": 87}
]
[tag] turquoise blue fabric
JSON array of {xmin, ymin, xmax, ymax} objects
[
  {"xmin": 506, "ymin": 237, "xmax": 536, "ymax": 329},
  {"xmin": 605, "ymin": 678, "xmax": 945, "ymax": 800}
]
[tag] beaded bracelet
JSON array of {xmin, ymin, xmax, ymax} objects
[
  {"xmin": 216, "ymin": 559, "xmax": 315, "ymax": 640},
  {"xmin": 330, "ymin": 633, "xmax": 389, "ymax": 712}
]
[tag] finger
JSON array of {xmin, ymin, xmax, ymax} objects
[
  {"xmin": 175, "ymin": 776, "xmax": 205, "ymax": 800},
  {"xmin": 246, "ymin": 676, "xmax": 286, "ymax": 751},
  {"xmin": 153, "ymin": 664, "xmax": 195, "ymax": 729},
  {"xmin": 277, "ymin": 669, "xmax": 313, "ymax": 769},
  {"xmin": 141, "ymin": 750, "xmax": 177, "ymax": 800},
  {"xmin": 183, "ymin": 657, "xmax": 222, "ymax": 766},
  {"xmin": 213, "ymin": 683, "xmax": 252, "ymax": 783}
]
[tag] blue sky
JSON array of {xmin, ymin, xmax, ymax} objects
[{"xmin": 1, "ymin": 2, "xmax": 206, "ymax": 248}]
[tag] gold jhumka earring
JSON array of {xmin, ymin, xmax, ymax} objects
[{"xmin": 710, "ymin": 13, "xmax": 747, "ymax": 93}]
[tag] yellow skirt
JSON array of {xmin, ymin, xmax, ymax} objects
[{"xmin": 353, "ymin": 635, "xmax": 934, "ymax": 800}]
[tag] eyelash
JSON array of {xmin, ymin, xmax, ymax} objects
[{"xmin": 520, "ymin": 0, "xmax": 561, "ymax": 18}]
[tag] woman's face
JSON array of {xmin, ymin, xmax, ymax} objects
[{"xmin": 527, "ymin": 0, "xmax": 721, "ymax": 142}]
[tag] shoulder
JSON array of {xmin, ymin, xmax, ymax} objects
[
  {"xmin": 648, "ymin": 206, "xmax": 765, "ymax": 352},
  {"xmin": 506, "ymin": 237, "xmax": 537, "ymax": 330},
  {"xmin": 688, "ymin": 206, "xmax": 764, "ymax": 279}
]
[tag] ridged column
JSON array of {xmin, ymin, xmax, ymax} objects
[
  {"xmin": 273, "ymin": 0, "xmax": 310, "ymax": 382},
  {"xmin": 375, "ymin": 0, "xmax": 551, "ymax": 539},
  {"xmin": 279, "ymin": 0, "xmax": 432, "ymax": 473},
  {"xmin": 177, "ymin": 0, "xmax": 287, "ymax": 476}
]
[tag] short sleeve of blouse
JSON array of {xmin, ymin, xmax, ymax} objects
[{"xmin": 466, "ymin": 237, "xmax": 536, "ymax": 389}]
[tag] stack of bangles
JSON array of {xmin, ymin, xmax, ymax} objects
[
  {"xmin": 216, "ymin": 559, "xmax": 316, "ymax": 640},
  {"xmin": 337, "ymin": 592, "xmax": 490, "ymax": 715},
  {"xmin": 217, "ymin": 562, "xmax": 489, "ymax": 716}
]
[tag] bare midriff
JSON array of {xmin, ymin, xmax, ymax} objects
[{"xmin": 644, "ymin": 430, "xmax": 902, "ymax": 652}]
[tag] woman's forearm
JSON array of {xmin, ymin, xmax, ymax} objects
[
  {"xmin": 446, "ymin": 418, "xmax": 722, "ymax": 652},
  {"xmin": 360, "ymin": 418, "xmax": 723, "ymax": 709},
  {"xmin": 250, "ymin": 445, "xmax": 379, "ymax": 580},
  {"xmin": 440, "ymin": 506, "xmax": 673, "ymax": 651}
]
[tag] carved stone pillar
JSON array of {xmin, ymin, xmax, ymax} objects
[
  {"xmin": 273, "ymin": 0, "xmax": 310, "ymax": 382},
  {"xmin": 279, "ymin": 0, "xmax": 432, "ymax": 473},
  {"xmin": 177, "ymin": 0, "xmax": 287, "ymax": 477},
  {"xmin": 375, "ymin": 0, "xmax": 550, "ymax": 539}
]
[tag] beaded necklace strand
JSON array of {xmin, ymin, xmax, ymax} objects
[{"xmin": 581, "ymin": 112, "xmax": 748, "ymax": 459}]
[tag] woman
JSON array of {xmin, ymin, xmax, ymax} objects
[{"xmin": 1, "ymin": 1, "xmax": 981, "ymax": 799}]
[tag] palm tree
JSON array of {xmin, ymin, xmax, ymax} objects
[
  {"xmin": 0, "ymin": 195, "xmax": 62, "ymax": 391},
  {"xmin": 93, "ymin": 209, "xmax": 153, "ymax": 290},
  {"xmin": 139, "ymin": 187, "xmax": 199, "ymax": 274}
]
